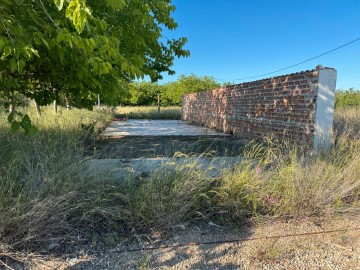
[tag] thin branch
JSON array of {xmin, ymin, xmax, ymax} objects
[
  {"xmin": 0, "ymin": 17, "xmax": 14, "ymax": 41},
  {"xmin": 36, "ymin": 0, "xmax": 60, "ymax": 30}
]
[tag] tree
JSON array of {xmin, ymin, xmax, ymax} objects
[
  {"xmin": 128, "ymin": 82, "xmax": 161, "ymax": 106},
  {"xmin": 161, "ymin": 74, "xmax": 220, "ymax": 105},
  {"xmin": 0, "ymin": 0, "xmax": 189, "ymax": 132}
]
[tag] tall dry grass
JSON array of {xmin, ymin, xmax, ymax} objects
[
  {"xmin": 333, "ymin": 107, "xmax": 360, "ymax": 140},
  {"xmin": 0, "ymin": 106, "xmax": 114, "ymax": 251},
  {"xmin": 0, "ymin": 106, "xmax": 359, "ymax": 254},
  {"xmin": 207, "ymin": 143, "xmax": 360, "ymax": 223}
]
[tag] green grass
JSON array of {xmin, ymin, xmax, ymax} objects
[
  {"xmin": 0, "ymin": 105, "xmax": 359, "ymax": 254},
  {"xmin": 115, "ymin": 106, "xmax": 181, "ymax": 119}
]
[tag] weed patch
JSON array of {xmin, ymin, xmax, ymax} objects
[
  {"xmin": 0, "ymin": 106, "xmax": 359, "ymax": 255},
  {"xmin": 116, "ymin": 106, "xmax": 181, "ymax": 120}
]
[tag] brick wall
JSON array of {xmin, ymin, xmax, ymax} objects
[{"xmin": 182, "ymin": 68, "xmax": 337, "ymax": 145}]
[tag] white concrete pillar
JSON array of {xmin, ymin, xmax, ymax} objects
[{"xmin": 314, "ymin": 68, "xmax": 337, "ymax": 152}]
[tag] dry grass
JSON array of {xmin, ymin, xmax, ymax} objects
[
  {"xmin": 333, "ymin": 107, "xmax": 360, "ymax": 140},
  {"xmin": 0, "ymin": 106, "xmax": 114, "ymax": 251},
  {"xmin": 0, "ymin": 105, "xmax": 359, "ymax": 257},
  {"xmin": 208, "ymin": 139, "xmax": 360, "ymax": 222}
]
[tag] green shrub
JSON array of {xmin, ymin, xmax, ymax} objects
[{"xmin": 335, "ymin": 88, "xmax": 360, "ymax": 109}]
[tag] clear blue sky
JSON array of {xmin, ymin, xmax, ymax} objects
[{"xmin": 158, "ymin": 0, "xmax": 360, "ymax": 89}]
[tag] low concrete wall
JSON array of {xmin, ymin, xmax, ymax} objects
[{"xmin": 182, "ymin": 67, "xmax": 337, "ymax": 149}]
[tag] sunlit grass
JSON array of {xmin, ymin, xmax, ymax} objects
[
  {"xmin": 115, "ymin": 106, "xmax": 181, "ymax": 119},
  {"xmin": 0, "ymin": 105, "xmax": 359, "ymax": 254},
  {"xmin": 333, "ymin": 107, "xmax": 360, "ymax": 140}
]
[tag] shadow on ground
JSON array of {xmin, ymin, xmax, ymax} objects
[
  {"xmin": 66, "ymin": 223, "xmax": 253, "ymax": 270},
  {"xmin": 86, "ymin": 136, "xmax": 247, "ymax": 159}
]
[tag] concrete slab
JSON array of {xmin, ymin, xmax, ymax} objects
[
  {"xmin": 100, "ymin": 120, "xmax": 229, "ymax": 138},
  {"xmin": 87, "ymin": 157, "xmax": 243, "ymax": 181}
]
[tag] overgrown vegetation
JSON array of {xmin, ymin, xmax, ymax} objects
[
  {"xmin": 0, "ymin": 105, "xmax": 359, "ymax": 255},
  {"xmin": 2, "ymin": 0, "xmax": 358, "ymax": 264},
  {"xmin": 335, "ymin": 88, "xmax": 360, "ymax": 109},
  {"xmin": 116, "ymin": 106, "xmax": 181, "ymax": 119}
]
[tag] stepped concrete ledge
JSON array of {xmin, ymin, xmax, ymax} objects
[
  {"xmin": 100, "ymin": 120, "xmax": 230, "ymax": 138},
  {"xmin": 87, "ymin": 157, "xmax": 243, "ymax": 180}
]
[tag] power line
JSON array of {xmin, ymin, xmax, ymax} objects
[{"xmin": 221, "ymin": 36, "xmax": 360, "ymax": 83}]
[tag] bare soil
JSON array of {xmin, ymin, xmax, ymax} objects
[{"xmin": 2, "ymin": 215, "xmax": 359, "ymax": 270}]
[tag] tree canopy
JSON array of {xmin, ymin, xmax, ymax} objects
[
  {"xmin": 161, "ymin": 74, "xmax": 220, "ymax": 105},
  {"xmin": 0, "ymin": 0, "xmax": 189, "ymax": 131},
  {"xmin": 126, "ymin": 74, "xmax": 220, "ymax": 106}
]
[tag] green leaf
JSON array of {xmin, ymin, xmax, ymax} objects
[
  {"xmin": 66, "ymin": 1, "xmax": 78, "ymax": 18},
  {"xmin": 21, "ymin": 114, "xmax": 32, "ymax": 127},
  {"xmin": 18, "ymin": 59, "xmax": 26, "ymax": 72},
  {"xmin": 0, "ymin": 39, "xmax": 5, "ymax": 53},
  {"xmin": 73, "ymin": 9, "xmax": 87, "ymax": 33},
  {"xmin": 11, "ymin": 121, "xmax": 21, "ymax": 133},
  {"xmin": 26, "ymin": 125, "xmax": 39, "ymax": 136},
  {"xmin": 1, "ymin": 46, "xmax": 12, "ymax": 59},
  {"xmin": 106, "ymin": 0, "xmax": 126, "ymax": 10},
  {"xmin": 14, "ymin": 48, "xmax": 20, "ymax": 59},
  {"xmin": 57, "ymin": 48, "xmax": 65, "ymax": 64},
  {"xmin": 20, "ymin": 115, "xmax": 38, "ymax": 135},
  {"xmin": 29, "ymin": 48, "xmax": 40, "ymax": 58},
  {"xmin": 54, "ymin": 0, "xmax": 64, "ymax": 10},
  {"xmin": 20, "ymin": 47, "xmax": 32, "ymax": 59},
  {"xmin": 7, "ymin": 112, "xmax": 14, "ymax": 124},
  {"xmin": 84, "ymin": 7, "xmax": 92, "ymax": 15},
  {"xmin": 56, "ymin": 31, "xmax": 66, "ymax": 43},
  {"xmin": 9, "ymin": 57, "xmax": 17, "ymax": 72},
  {"xmin": 84, "ymin": 38, "xmax": 96, "ymax": 52},
  {"xmin": 41, "ymin": 37, "xmax": 50, "ymax": 49},
  {"xmin": 100, "ymin": 20, "xmax": 108, "ymax": 31}
]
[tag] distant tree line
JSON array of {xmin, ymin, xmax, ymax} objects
[
  {"xmin": 2, "ymin": 71, "xmax": 358, "ymax": 110},
  {"xmin": 124, "ymin": 74, "xmax": 222, "ymax": 106}
]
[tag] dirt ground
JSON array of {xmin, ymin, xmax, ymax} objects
[{"xmin": 3, "ymin": 215, "xmax": 359, "ymax": 270}]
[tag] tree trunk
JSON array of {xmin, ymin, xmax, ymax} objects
[
  {"xmin": 53, "ymin": 99, "xmax": 58, "ymax": 114},
  {"xmin": 53, "ymin": 88, "xmax": 58, "ymax": 114},
  {"xmin": 157, "ymin": 94, "xmax": 160, "ymax": 112},
  {"xmin": 9, "ymin": 104, "xmax": 14, "ymax": 113},
  {"xmin": 9, "ymin": 90, "xmax": 15, "ymax": 113},
  {"xmin": 66, "ymin": 97, "xmax": 71, "ymax": 110},
  {"xmin": 34, "ymin": 100, "xmax": 42, "ymax": 117},
  {"xmin": 98, "ymin": 94, "xmax": 101, "ymax": 111}
]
